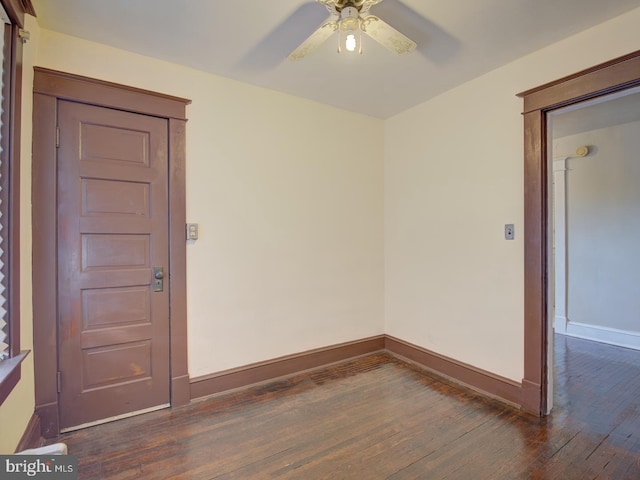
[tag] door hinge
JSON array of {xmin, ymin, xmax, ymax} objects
[
  {"xmin": 57, "ymin": 371, "xmax": 61, "ymax": 393},
  {"xmin": 56, "ymin": 127, "xmax": 60, "ymax": 148}
]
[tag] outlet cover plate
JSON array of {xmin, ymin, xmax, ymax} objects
[{"xmin": 186, "ymin": 223, "xmax": 199, "ymax": 240}]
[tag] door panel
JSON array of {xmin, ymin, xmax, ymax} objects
[
  {"xmin": 57, "ymin": 100, "xmax": 170, "ymax": 430},
  {"xmin": 82, "ymin": 178, "xmax": 150, "ymax": 216}
]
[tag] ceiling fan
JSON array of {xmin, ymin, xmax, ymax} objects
[{"xmin": 288, "ymin": 0, "xmax": 417, "ymax": 61}]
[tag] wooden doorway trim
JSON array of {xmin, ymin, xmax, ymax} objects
[
  {"xmin": 517, "ymin": 50, "xmax": 640, "ymax": 415},
  {"xmin": 32, "ymin": 68, "xmax": 191, "ymax": 437}
]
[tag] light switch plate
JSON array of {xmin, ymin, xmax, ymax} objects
[
  {"xmin": 505, "ymin": 224, "xmax": 515, "ymax": 240},
  {"xmin": 186, "ymin": 223, "xmax": 199, "ymax": 240}
]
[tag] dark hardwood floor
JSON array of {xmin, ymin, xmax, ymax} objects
[{"xmin": 55, "ymin": 335, "xmax": 640, "ymax": 479}]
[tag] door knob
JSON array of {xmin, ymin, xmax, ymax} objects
[{"xmin": 153, "ymin": 266, "xmax": 164, "ymax": 292}]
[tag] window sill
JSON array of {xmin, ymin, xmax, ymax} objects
[{"xmin": 0, "ymin": 351, "xmax": 30, "ymax": 407}]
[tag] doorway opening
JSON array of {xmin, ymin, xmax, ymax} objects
[{"xmin": 546, "ymin": 86, "xmax": 640, "ymax": 413}]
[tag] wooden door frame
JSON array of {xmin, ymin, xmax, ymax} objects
[
  {"xmin": 32, "ymin": 68, "xmax": 191, "ymax": 438},
  {"xmin": 517, "ymin": 50, "xmax": 640, "ymax": 415}
]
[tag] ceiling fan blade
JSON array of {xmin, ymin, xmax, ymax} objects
[
  {"xmin": 359, "ymin": 0, "xmax": 384, "ymax": 16},
  {"xmin": 361, "ymin": 15, "xmax": 417, "ymax": 55},
  {"xmin": 288, "ymin": 17, "xmax": 339, "ymax": 61}
]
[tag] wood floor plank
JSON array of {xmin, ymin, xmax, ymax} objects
[{"xmin": 52, "ymin": 337, "xmax": 640, "ymax": 479}]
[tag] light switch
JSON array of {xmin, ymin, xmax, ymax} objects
[
  {"xmin": 505, "ymin": 224, "xmax": 515, "ymax": 240},
  {"xmin": 186, "ymin": 223, "xmax": 199, "ymax": 240}
]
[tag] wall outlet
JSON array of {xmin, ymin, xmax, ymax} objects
[
  {"xmin": 186, "ymin": 223, "xmax": 199, "ymax": 240},
  {"xmin": 505, "ymin": 224, "xmax": 515, "ymax": 240}
]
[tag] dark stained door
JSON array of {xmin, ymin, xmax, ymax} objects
[{"xmin": 57, "ymin": 100, "xmax": 170, "ymax": 430}]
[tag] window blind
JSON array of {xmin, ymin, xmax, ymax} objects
[{"xmin": 0, "ymin": 6, "xmax": 8, "ymax": 360}]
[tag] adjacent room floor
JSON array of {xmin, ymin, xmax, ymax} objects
[{"xmin": 55, "ymin": 335, "xmax": 640, "ymax": 479}]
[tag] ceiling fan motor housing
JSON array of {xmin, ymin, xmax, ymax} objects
[
  {"xmin": 334, "ymin": 0, "xmax": 367, "ymax": 12},
  {"xmin": 340, "ymin": 6, "xmax": 360, "ymax": 31}
]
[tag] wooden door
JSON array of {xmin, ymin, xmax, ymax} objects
[{"xmin": 57, "ymin": 100, "xmax": 170, "ymax": 430}]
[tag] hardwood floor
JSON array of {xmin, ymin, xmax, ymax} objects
[{"xmin": 55, "ymin": 335, "xmax": 640, "ymax": 479}]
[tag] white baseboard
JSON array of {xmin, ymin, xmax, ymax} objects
[{"xmin": 559, "ymin": 321, "xmax": 640, "ymax": 351}]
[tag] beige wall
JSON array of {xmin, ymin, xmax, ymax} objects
[
  {"xmin": 384, "ymin": 7, "xmax": 640, "ymax": 382},
  {"xmin": 34, "ymin": 26, "xmax": 386, "ymax": 377}
]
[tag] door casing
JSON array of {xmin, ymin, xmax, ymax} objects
[
  {"xmin": 517, "ymin": 50, "xmax": 640, "ymax": 415},
  {"xmin": 32, "ymin": 67, "xmax": 191, "ymax": 438}
]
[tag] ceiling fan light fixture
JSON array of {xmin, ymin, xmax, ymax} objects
[
  {"xmin": 287, "ymin": 0, "xmax": 417, "ymax": 61},
  {"xmin": 338, "ymin": 6, "xmax": 362, "ymax": 54}
]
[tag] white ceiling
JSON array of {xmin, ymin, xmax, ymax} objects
[{"xmin": 31, "ymin": 0, "xmax": 640, "ymax": 119}]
